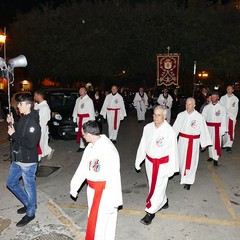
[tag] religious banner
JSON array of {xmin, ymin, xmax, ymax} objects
[{"xmin": 157, "ymin": 53, "xmax": 180, "ymax": 86}]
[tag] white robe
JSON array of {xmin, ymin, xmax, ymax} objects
[
  {"xmin": 173, "ymin": 110, "xmax": 212, "ymax": 185},
  {"xmin": 220, "ymin": 94, "xmax": 239, "ymax": 148},
  {"xmin": 34, "ymin": 100, "xmax": 52, "ymax": 158},
  {"xmin": 100, "ymin": 93, "xmax": 127, "ymax": 141},
  {"xmin": 70, "ymin": 135, "xmax": 122, "ymax": 240},
  {"xmin": 133, "ymin": 92, "xmax": 148, "ymax": 121},
  {"xmin": 202, "ymin": 102, "xmax": 227, "ymax": 161},
  {"xmin": 135, "ymin": 121, "xmax": 179, "ymax": 214},
  {"xmin": 72, "ymin": 94, "xmax": 95, "ymax": 148},
  {"xmin": 157, "ymin": 94, "xmax": 173, "ymax": 123}
]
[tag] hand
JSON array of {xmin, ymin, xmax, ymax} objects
[
  {"xmin": 7, "ymin": 113, "xmax": 14, "ymax": 125},
  {"xmin": 8, "ymin": 125, "xmax": 15, "ymax": 136}
]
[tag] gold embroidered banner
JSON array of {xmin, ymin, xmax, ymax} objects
[{"xmin": 157, "ymin": 53, "xmax": 180, "ymax": 86}]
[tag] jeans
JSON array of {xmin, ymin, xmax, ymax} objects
[{"xmin": 6, "ymin": 161, "xmax": 38, "ymax": 217}]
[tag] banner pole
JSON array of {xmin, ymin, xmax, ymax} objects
[{"xmin": 193, "ymin": 61, "xmax": 197, "ymax": 97}]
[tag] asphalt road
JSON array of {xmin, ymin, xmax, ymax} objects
[{"xmin": 0, "ymin": 109, "xmax": 240, "ymax": 240}]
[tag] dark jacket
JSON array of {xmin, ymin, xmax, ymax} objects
[{"xmin": 11, "ymin": 109, "xmax": 41, "ymax": 163}]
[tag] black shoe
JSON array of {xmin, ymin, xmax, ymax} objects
[
  {"xmin": 17, "ymin": 206, "xmax": 27, "ymax": 214},
  {"xmin": 140, "ymin": 212, "xmax": 155, "ymax": 225},
  {"xmin": 184, "ymin": 184, "xmax": 191, "ymax": 190},
  {"xmin": 226, "ymin": 147, "xmax": 232, "ymax": 152},
  {"xmin": 112, "ymin": 140, "xmax": 117, "ymax": 144},
  {"xmin": 213, "ymin": 160, "xmax": 218, "ymax": 167},
  {"xmin": 207, "ymin": 158, "xmax": 213, "ymax": 162},
  {"xmin": 76, "ymin": 148, "xmax": 84, "ymax": 152},
  {"xmin": 159, "ymin": 199, "xmax": 169, "ymax": 211},
  {"xmin": 16, "ymin": 215, "xmax": 35, "ymax": 227}
]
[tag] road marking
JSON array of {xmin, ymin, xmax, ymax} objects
[
  {"xmin": 207, "ymin": 163, "xmax": 239, "ymax": 220},
  {"xmin": 55, "ymin": 202, "xmax": 240, "ymax": 227},
  {"xmin": 47, "ymin": 201, "xmax": 85, "ymax": 239}
]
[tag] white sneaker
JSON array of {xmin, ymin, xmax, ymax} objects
[{"xmin": 47, "ymin": 149, "xmax": 55, "ymax": 160}]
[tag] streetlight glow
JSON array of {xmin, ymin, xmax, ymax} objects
[{"xmin": 0, "ymin": 34, "xmax": 6, "ymax": 43}]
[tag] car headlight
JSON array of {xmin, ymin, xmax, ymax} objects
[{"xmin": 52, "ymin": 112, "xmax": 62, "ymax": 120}]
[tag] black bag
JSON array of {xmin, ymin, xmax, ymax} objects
[{"xmin": 11, "ymin": 149, "xmax": 23, "ymax": 162}]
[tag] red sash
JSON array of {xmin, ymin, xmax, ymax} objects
[
  {"xmin": 179, "ymin": 133, "xmax": 200, "ymax": 176},
  {"xmin": 145, "ymin": 154, "xmax": 169, "ymax": 209},
  {"xmin": 86, "ymin": 180, "xmax": 106, "ymax": 240},
  {"xmin": 76, "ymin": 113, "xmax": 90, "ymax": 143},
  {"xmin": 206, "ymin": 122, "xmax": 221, "ymax": 156},
  {"xmin": 228, "ymin": 118, "xmax": 234, "ymax": 141},
  {"xmin": 107, "ymin": 108, "xmax": 120, "ymax": 130},
  {"xmin": 37, "ymin": 144, "xmax": 42, "ymax": 155}
]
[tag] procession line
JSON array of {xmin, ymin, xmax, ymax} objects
[
  {"xmin": 207, "ymin": 163, "xmax": 239, "ymax": 220},
  {"xmin": 47, "ymin": 201, "xmax": 85, "ymax": 240},
  {"xmin": 55, "ymin": 202, "xmax": 240, "ymax": 227}
]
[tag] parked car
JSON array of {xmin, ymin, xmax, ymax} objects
[{"xmin": 42, "ymin": 88, "xmax": 79, "ymax": 140}]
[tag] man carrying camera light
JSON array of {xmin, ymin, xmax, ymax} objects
[{"xmin": 6, "ymin": 93, "xmax": 41, "ymax": 227}]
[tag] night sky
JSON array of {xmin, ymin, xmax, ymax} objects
[{"xmin": 0, "ymin": 0, "xmax": 68, "ymax": 26}]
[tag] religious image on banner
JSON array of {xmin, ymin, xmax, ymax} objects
[{"xmin": 157, "ymin": 53, "xmax": 180, "ymax": 86}]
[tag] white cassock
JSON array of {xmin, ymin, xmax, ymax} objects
[
  {"xmin": 70, "ymin": 135, "xmax": 122, "ymax": 240},
  {"xmin": 220, "ymin": 94, "xmax": 239, "ymax": 148},
  {"xmin": 34, "ymin": 100, "xmax": 52, "ymax": 158},
  {"xmin": 157, "ymin": 94, "xmax": 173, "ymax": 123},
  {"xmin": 133, "ymin": 92, "xmax": 148, "ymax": 121},
  {"xmin": 202, "ymin": 102, "xmax": 227, "ymax": 161},
  {"xmin": 135, "ymin": 121, "xmax": 179, "ymax": 214},
  {"xmin": 173, "ymin": 110, "xmax": 212, "ymax": 185},
  {"xmin": 100, "ymin": 93, "xmax": 127, "ymax": 141},
  {"xmin": 72, "ymin": 94, "xmax": 95, "ymax": 148}
]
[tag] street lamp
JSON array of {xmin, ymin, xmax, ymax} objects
[
  {"xmin": 0, "ymin": 55, "xmax": 28, "ymax": 115},
  {"xmin": 198, "ymin": 71, "xmax": 208, "ymax": 78}
]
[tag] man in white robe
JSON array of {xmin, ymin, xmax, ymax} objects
[
  {"xmin": 135, "ymin": 106, "xmax": 179, "ymax": 225},
  {"xmin": 70, "ymin": 121, "xmax": 122, "ymax": 240},
  {"xmin": 202, "ymin": 92, "xmax": 227, "ymax": 166},
  {"xmin": 220, "ymin": 85, "xmax": 239, "ymax": 152},
  {"xmin": 133, "ymin": 87, "xmax": 148, "ymax": 123},
  {"xmin": 100, "ymin": 85, "xmax": 127, "ymax": 143},
  {"xmin": 157, "ymin": 87, "xmax": 173, "ymax": 123},
  {"xmin": 34, "ymin": 90, "xmax": 54, "ymax": 160},
  {"xmin": 173, "ymin": 98, "xmax": 212, "ymax": 190},
  {"xmin": 72, "ymin": 87, "xmax": 95, "ymax": 152}
]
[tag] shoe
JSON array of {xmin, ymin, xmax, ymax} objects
[
  {"xmin": 47, "ymin": 149, "xmax": 55, "ymax": 160},
  {"xmin": 226, "ymin": 147, "xmax": 232, "ymax": 152},
  {"xmin": 184, "ymin": 184, "xmax": 191, "ymax": 190},
  {"xmin": 16, "ymin": 215, "xmax": 35, "ymax": 227},
  {"xmin": 17, "ymin": 206, "xmax": 26, "ymax": 214},
  {"xmin": 159, "ymin": 199, "xmax": 169, "ymax": 211},
  {"xmin": 207, "ymin": 158, "xmax": 213, "ymax": 162},
  {"xmin": 76, "ymin": 148, "xmax": 84, "ymax": 152},
  {"xmin": 112, "ymin": 140, "xmax": 117, "ymax": 144},
  {"xmin": 140, "ymin": 212, "xmax": 155, "ymax": 225},
  {"xmin": 213, "ymin": 160, "xmax": 218, "ymax": 167}
]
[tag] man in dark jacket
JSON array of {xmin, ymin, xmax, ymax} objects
[{"xmin": 6, "ymin": 93, "xmax": 41, "ymax": 227}]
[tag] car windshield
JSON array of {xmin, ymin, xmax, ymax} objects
[{"xmin": 50, "ymin": 92, "xmax": 78, "ymax": 108}]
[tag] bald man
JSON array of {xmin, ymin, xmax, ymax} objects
[{"xmin": 173, "ymin": 98, "xmax": 212, "ymax": 190}]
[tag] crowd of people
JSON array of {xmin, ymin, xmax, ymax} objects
[{"xmin": 5, "ymin": 84, "xmax": 239, "ymax": 239}]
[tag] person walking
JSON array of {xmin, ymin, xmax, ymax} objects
[
  {"xmin": 202, "ymin": 91, "xmax": 227, "ymax": 166},
  {"xmin": 6, "ymin": 93, "xmax": 41, "ymax": 227},
  {"xmin": 34, "ymin": 90, "xmax": 54, "ymax": 160},
  {"xmin": 70, "ymin": 120, "xmax": 122, "ymax": 240},
  {"xmin": 157, "ymin": 87, "xmax": 173, "ymax": 123},
  {"xmin": 173, "ymin": 98, "xmax": 212, "ymax": 190},
  {"xmin": 135, "ymin": 106, "xmax": 179, "ymax": 225},
  {"xmin": 133, "ymin": 87, "xmax": 148, "ymax": 123},
  {"xmin": 220, "ymin": 85, "xmax": 239, "ymax": 152},
  {"xmin": 100, "ymin": 85, "xmax": 127, "ymax": 144},
  {"xmin": 72, "ymin": 87, "xmax": 95, "ymax": 152}
]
